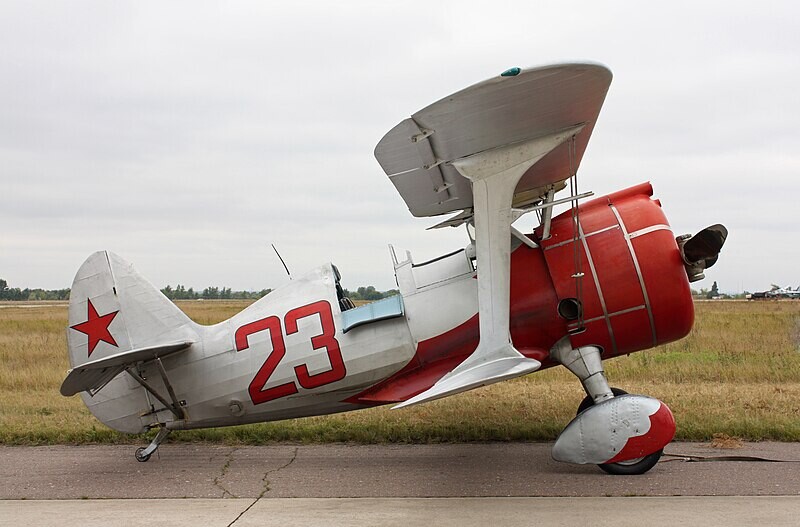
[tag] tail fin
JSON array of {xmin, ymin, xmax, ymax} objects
[{"xmin": 63, "ymin": 251, "xmax": 198, "ymax": 395}]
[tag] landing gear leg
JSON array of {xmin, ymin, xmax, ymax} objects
[
  {"xmin": 135, "ymin": 426, "xmax": 171, "ymax": 462},
  {"xmin": 550, "ymin": 338, "xmax": 613, "ymax": 405}
]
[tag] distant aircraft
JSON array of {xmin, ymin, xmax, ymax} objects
[
  {"xmin": 61, "ymin": 63, "xmax": 726, "ymax": 475},
  {"xmin": 765, "ymin": 285, "xmax": 800, "ymax": 299}
]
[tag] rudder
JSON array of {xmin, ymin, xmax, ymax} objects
[{"xmin": 66, "ymin": 250, "xmax": 198, "ymax": 375}]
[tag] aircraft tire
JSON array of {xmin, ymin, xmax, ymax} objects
[
  {"xmin": 598, "ymin": 449, "xmax": 663, "ymax": 475},
  {"xmin": 135, "ymin": 447, "xmax": 151, "ymax": 463},
  {"xmin": 576, "ymin": 387, "xmax": 628, "ymax": 415}
]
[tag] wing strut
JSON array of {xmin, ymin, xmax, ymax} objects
[{"xmin": 394, "ymin": 125, "xmax": 585, "ymax": 408}]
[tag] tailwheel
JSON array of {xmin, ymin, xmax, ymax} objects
[
  {"xmin": 576, "ymin": 387, "xmax": 663, "ymax": 475},
  {"xmin": 134, "ymin": 447, "xmax": 151, "ymax": 463},
  {"xmin": 133, "ymin": 426, "xmax": 171, "ymax": 463}
]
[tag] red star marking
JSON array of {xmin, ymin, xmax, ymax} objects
[{"xmin": 70, "ymin": 299, "xmax": 119, "ymax": 357}]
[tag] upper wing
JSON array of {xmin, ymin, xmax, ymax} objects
[{"xmin": 374, "ymin": 63, "xmax": 612, "ymax": 219}]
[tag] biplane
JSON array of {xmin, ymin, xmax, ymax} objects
[{"xmin": 61, "ymin": 63, "xmax": 726, "ymax": 474}]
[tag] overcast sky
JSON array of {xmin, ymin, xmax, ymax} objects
[{"xmin": 2, "ymin": 1, "xmax": 797, "ymax": 294}]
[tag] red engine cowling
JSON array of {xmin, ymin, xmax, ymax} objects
[
  {"xmin": 535, "ymin": 181, "xmax": 694, "ymax": 359},
  {"xmin": 351, "ymin": 182, "xmax": 695, "ymax": 404}
]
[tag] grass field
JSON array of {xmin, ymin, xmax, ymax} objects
[{"xmin": 1, "ymin": 300, "xmax": 798, "ymax": 445}]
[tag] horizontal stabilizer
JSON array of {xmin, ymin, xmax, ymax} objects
[
  {"xmin": 60, "ymin": 340, "xmax": 193, "ymax": 396},
  {"xmin": 393, "ymin": 352, "xmax": 541, "ymax": 409}
]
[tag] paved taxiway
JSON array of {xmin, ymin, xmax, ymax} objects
[
  {"xmin": 3, "ymin": 497, "xmax": 799, "ymax": 527},
  {"xmin": 1, "ymin": 442, "xmax": 799, "ymax": 525}
]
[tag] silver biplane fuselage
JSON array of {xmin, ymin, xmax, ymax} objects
[
  {"xmin": 63, "ymin": 63, "xmax": 727, "ymax": 473},
  {"xmin": 72, "ymin": 250, "xmax": 484, "ymax": 434}
]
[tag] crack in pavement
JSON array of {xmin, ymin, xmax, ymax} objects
[
  {"xmin": 212, "ymin": 448, "xmax": 239, "ymax": 499},
  {"xmin": 226, "ymin": 446, "xmax": 299, "ymax": 527}
]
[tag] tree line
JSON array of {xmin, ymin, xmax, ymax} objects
[
  {"xmin": 0, "ymin": 275, "xmax": 762, "ymax": 303},
  {"xmin": 0, "ymin": 279, "xmax": 70, "ymax": 301},
  {"xmin": 1, "ymin": 278, "xmax": 398, "ymax": 302},
  {"xmin": 159, "ymin": 284, "xmax": 272, "ymax": 300},
  {"xmin": 160, "ymin": 284, "xmax": 400, "ymax": 301},
  {"xmin": 342, "ymin": 285, "xmax": 400, "ymax": 301}
]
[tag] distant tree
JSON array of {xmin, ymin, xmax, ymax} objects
[
  {"xmin": 160, "ymin": 284, "xmax": 203, "ymax": 300},
  {"xmin": 0, "ymin": 279, "xmax": 27, "ymax": 301},
  {"xmin": 343, "ymin": 286, "xmax": 399, "ymax": 302},
  {"xmin": 12, "ymin": 288, "xmax": 27, "ymax": 301},
  {"xmin": 353, "ymin": 286, "xmax": 376, "ymax": 301},
  {"xmin": 29, "ymin": 290, "xmax": 47, "ymax": 301},
  {"xmin": 201, "ymin": 287, "xmax": 220, "ymax": 299},
  {"xmin": 53, "ymin": 288, "xmax": 70, "ymax": 300},
  {"xmin": 177, "ymin": 285, "xmax": 195, "ymax": 300},
  {"xmin": 707, "ymin": 281, "xmax": 719, "ymax": 299}
]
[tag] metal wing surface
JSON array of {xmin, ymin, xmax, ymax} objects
[
  {"xmin": 60, "ymin": 341, "xmax": 193, "ymax": 396},
  {"xmin": 374, "ymin": 63, "xmax": 612, "ymax": 218}
]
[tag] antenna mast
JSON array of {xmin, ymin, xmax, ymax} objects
[{"xmin": 271, "ymin": 244, "xmax": 292, "ymax": 280}]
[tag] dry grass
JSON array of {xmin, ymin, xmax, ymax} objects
[
  {"xmin": 0, "ymin": 300, "xmax": 798, "ymax": 444},
  {"xmin": 708, "ymin": 433, "xmax": 744, "ymax": 449}
]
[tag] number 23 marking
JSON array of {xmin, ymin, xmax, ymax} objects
[{"xmin": 234, "ymin": 300, "xmax": 345, "ymax": 405}]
